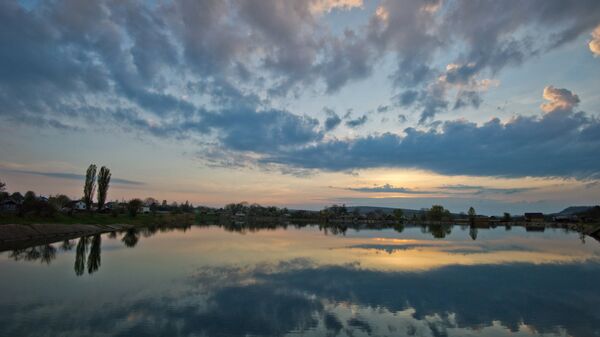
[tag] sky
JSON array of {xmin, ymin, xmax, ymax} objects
[{"xmin": 1, "ymin": 0, "xmax": 600, "ymax": 215}]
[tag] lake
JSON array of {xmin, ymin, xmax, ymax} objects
[{"xmin": 1, "ymin": 224, "xmax": 599, "ymax": 337}]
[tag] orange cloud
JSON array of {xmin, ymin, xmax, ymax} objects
[
  {"xmin": 540, "ymin": 86, "xmax": 580, "ymax": 113},
  {"xmin": 309, "ymin": 0, "xmax": 363, "ymax": 14},
  {"xmin": 589, "ymin": 24, "xmax": 600, "ymax": 57}
]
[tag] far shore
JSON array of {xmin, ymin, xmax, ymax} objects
[{"xmin": 2, "ymin": 214, "xmax": 599, "ymax": 253}]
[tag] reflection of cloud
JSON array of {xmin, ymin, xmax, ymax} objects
[
  {"xmin": 346, "ymin": 242, "xmax": 535, "ymax": 255},
  {"xmin": 2, "ymin": 259, "xmax": 600, "ymax": 337}
]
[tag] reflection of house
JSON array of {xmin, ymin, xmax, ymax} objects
[
  {"xmin": 0, "ymin": 199, "xmax": 19, "ymax": 212},
  {"xmin": 524, "ymin": 213, "xmax": 544, "ymax": 222}
]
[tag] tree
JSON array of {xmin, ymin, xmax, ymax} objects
[
  {"xmin": 468, "ymin": 207, "xmax": 476, "ymax": 223},
  {"xmin": 427, "ymin": 205, "xmax": 451, "ymax": 221},
  {"xmin": 393, "ymin": 209, "xmax": 404, "ymax": 221},
  {"xmin": 502, "ymin": 212, "xmax": 512, "ymax": 222},
  {"xmin": 127, "ymin": 198, "xmax": 143, "ymax": 217},
  {"xmin": 0, "ymin": 179, "xmax": 5, "ymax": 192},
  {"xmin": 49, "ymin": 194, "xmax": 71, "ymax": 209},
  {"xmin": 21, "ymin": 191, "xmax": 38, "ymax": 215},
  {"xmin": 83, "ymin": 164, "xmax": 97, "ymax": 211},
  {"xmin": 97, "ymin": 166, "xmax": 111, "ymax": 210}
]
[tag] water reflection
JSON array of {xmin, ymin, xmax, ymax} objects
[
  {"xmin": 0, "ymin": 224, "xmax": 599, "ymax": 336},
  {"xmin": 121, "ymin": 228, "xmax": 139, "ymax": 248},
  {"xmin": 87, "ymin": 235, "xmax": 101, "ymax": 274},
  {"xmin": 8, "ymin": 244, "xmax": 57, "ymax": 264}
]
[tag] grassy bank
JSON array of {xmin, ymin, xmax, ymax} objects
[{"xmin": 0, "ymin": 212, "xmax": 196, "ymax": 226}]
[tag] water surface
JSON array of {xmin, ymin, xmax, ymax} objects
[{"xmin": 1, "ymin": 224, "xmax": 599, "ymax": 337}]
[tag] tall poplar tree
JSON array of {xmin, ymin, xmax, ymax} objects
[
  {"xmin": 83, "ymin": 164, "xmax": 97, "ymax": 211},
  {"xmin": 97, "ymin": 166, "xmax": 111, "ymax": 210}
]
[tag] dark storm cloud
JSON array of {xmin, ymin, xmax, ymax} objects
[{"xmin": 262, "ymin": 107, "xmax": 600, "ymax": 178}]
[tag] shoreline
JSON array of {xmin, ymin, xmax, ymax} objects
[{"xmin": 0, "ymin": 223, "xmax": 134, "ymax": 252}]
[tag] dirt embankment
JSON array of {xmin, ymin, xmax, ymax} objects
[{"xmin": 0, "ymin": 223, "xmax": 132, "ymax": 252}]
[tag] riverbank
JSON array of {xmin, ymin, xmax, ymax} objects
[
  {"xmin": 0, "ymin": 213, "xmax": 195, "ymax": 226},
  {"xmin": 0, "ymin": 223, "xmax": 134, "ymax": 251}
]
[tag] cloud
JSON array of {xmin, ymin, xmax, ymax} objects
[
  {"xmin": 338, "ymin": 183, "xmax": 535, "ymax": 195},
  {"xmin": 1, "ymin": 0, "xmax": 600, "ymax": 180},
  {"xmin": 323, "ymin": 108, "xmax": 342, "ymax": 131},
  {"xmin": 262, "ymin": 90, "xmax": 600, "ymax": 179},
  {"xmin": 309, "ymin": 0, "xmax": 363, "ymax": 14},
  {"xmin": 375, "ymin": 0, "xmax": 600, "ymax": 121},
  {"xmin": 440, "ymin": 184, "xmax": 536, "ymax": 195},
  {"xmin": 541, "ymin": 86, "xmax": 580, "ymax": 113},
  {"xmin": 589, "ymin": 24, "xmax": 600, "ymax": 56},
  {"xmin": 376, "ymin": 105, "xmax": 390, "ymax": 113},
  {"xmin": 1, "ymin": 169, "xmax": 144, "ymax": 186},
  {"xmin": 345, "ymin": 115, "xmax": 368, "ymax": 128},
  {"xmin": 341, "ymin": 184, "xmax": 432, "ymax": 194}
]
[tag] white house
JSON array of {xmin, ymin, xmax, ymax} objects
[{"xmin": 63, "ymin": 200, "xmax": 87, "ymax": 212}]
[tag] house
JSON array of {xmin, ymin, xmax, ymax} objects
[
  {"xmin": 553, "ymin": 215, "xmax": 578, "ymax": 223},
  {"xmin": 0, "ymin": 199, "xmax": 20, "ymax": 212},
  {"xmin": 524, "ymin": 213, "xmax": 544, "ymax": 222},
  {"xmin": 63, "ymin": 200, "xmax": 87, "ymax": 212},
  {"xmin": 105, "ymin": 202, "xmax": 119, "ymax": 210},
  {"xmin": 140, "ymin": 206, "xmax": 151, "ymax": 214}
]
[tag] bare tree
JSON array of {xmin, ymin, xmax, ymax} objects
[
  {"xmin": 0, "ymin": 179, "xmax": 5, "ymax": 192},
  {"xmin": 83, "ymin": 164, "xmax": 97, "ymax": 211},
  {"xmin": 97, "ymin": 166, "xmax": 111, "ymax": 210}
]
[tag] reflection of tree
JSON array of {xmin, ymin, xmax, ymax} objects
[
  {"xmin": 121, "ymin": 228, "xmax": 140, "ymax": 248},
  {"xmin": 61, "ymin": 239, "xmax": 74, "ymax": 251},
  {"xmin": 87, "ymin": 235, "xmax": 102, "ymax": 274},
  {"xmin": 74, "ymin": 236, "xmax": 89, "ymax": 276},
  {"xmin": 9, "ymin": 244, "xmax": 57, "ymax": 264},
  {"xmin": 469, "ymin": 226, "xmax": 478, "ymax": 241},
  {"xmin": 428, "ymin": 224, "xmax": 452, "ymax": 238},
  {"xmin": 107, "ymin": 231, "xmax": 117, "ymax": 239},
  {"xmin": 39, "ymin": 244, "xmax": 57, "ymax": 264}
]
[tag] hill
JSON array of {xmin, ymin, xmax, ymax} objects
[{"xmin": 554, "ymin": 206, "xmax": 595, "ymax": 215}]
